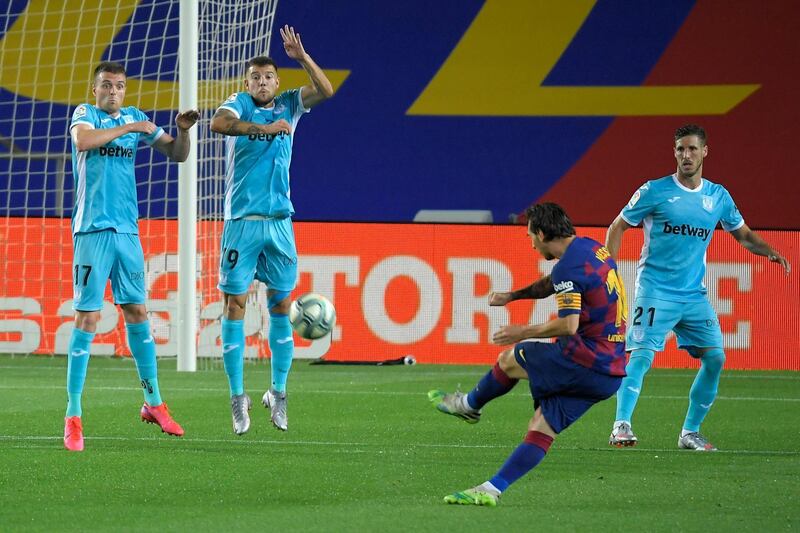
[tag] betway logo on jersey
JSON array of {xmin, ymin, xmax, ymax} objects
[
  {"xmin": 98, "ymin": 146, "xmax": 134, "ymax": 158},
  {"xmin": 553, "ymin": 280, "xmax": 574, "ymax": 293},
  {"xmin": 247, "ymin": 132, "xmax": 287, "ymax": 142},
  {"xmin": 663, "ymin": 222, "xmax": 712, "ymax": 241}
]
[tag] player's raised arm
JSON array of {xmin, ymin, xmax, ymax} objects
[
  {"xmin": 605, "ymin": 215, "xmax": 633, "ymax": 260},
  {"xmin": 280, "ymin": 25, "xmax": 334, "ymax": 109},
  {"xmin": 729, "ymin": 224, "xmax": 791, "ymax": 275},
  {"xmin": 71, "ymin": 121, "xmax": 156, "ymax": 152},
  {"xmin": 209, "ymin": 108, "xmax": 292, "ymax": 137},
  {"xmin": 153, "ymin": 109, "xmax": 199, "ymax": 163}
]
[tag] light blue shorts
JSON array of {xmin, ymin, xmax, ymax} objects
[
  {"xmin": 72, "ymin": 230, "xmax": 146, "ymax": 311},
  {"xmin": 625, "ymin": 296, "xmax": 723, "ymax": 355},
  {"xmin": 218, "ymin": 217, "xmax": 298, "ymax": 295}
]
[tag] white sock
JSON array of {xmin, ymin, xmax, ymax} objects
[
  {"xmin": 477, "ymin": 481, "xmax": 501, "ymax": 497},
  {"xmin": 681, "ymin": 429, "xmax": 695, "ymax": 437},
  {"xmin": 461, "ymin": 394, "xmax": 475, "ymax": 412}
]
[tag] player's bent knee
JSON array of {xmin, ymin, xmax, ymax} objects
[
  {"xmin": 268, "ymin": 290, "xmax": 291, "ymax": 315},
  {"xmin": 700, "ymin": 348, "xmax": 725, "ymax": 371},
  {"xmin": 74, "ymin": 311, "xmax": 101, "ymax": 332},
  {"xmin": 223, "ymin": 294, "xmax": 247, "ymax": 319},
  {"xmin": 120, "ymin": 304, "xmax": 147, "ymax": 324}
]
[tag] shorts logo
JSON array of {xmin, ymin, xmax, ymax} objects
[
  {"xmin": 129, "ymin": 271, "xmax": 144, "ymax": 281},
  {"xmin": 631, "ymin": 326, "xmax": 644, "ymax": 342}
]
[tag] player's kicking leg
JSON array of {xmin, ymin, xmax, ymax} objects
[{"xmin": 429, "ymin": 348, "xmax": 521, "ymax": 424}]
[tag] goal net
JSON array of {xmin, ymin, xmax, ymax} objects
[{"xmin": 0, "ymin": 0, "xmax": 277, "ymax": 362}]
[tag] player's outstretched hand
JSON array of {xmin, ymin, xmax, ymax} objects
[
  {"xmin": 127, "ymin": 121, "xmax": 158, "ymax": 135},
  {"xmin": 263, "ymin": 119, "xmax": 292, "ymax": 136},
  {"xmin": 492, "ymin": 325, "xmax": 528, "ymax": 345},
  {"xmin": 488, "ymin": 291, "xmax": 513, "ymax": 306},
  {"xmin": 176, "ymin": 109, "xmax": 200, "ymax": 130},
  {"xmin": 280, "ymin": 25, "xmax": 307, "ymax": 61},
  {"xmin": 768, "ymin": 253, "xmax": 791, "ymax": 275}
]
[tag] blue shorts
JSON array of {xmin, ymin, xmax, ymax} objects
[
  {"xmin": 72, "ymin": 230, "xmax": 146, "ymax": 311},
  {"xmin": 218, "ymin": 217, "xmax": 298, "ymax": 295},
  {"xmin": 626, "ymin": 296, "xmax": 723, "ymax": 355},
  {"xmin": 514, "ymin": 341, "xmax": 622, "ymax": 434}
]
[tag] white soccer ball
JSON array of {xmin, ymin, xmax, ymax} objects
[{"xmin": 289, "ymin": 293, "xmax": 336, "ymax": 340}]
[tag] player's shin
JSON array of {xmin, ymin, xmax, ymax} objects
[
  {"xmin": 126, "ymin": 321, "xmax": 162, "ymax": 406},
  {"xmin": 221, "ymin": 318, "xmax": 245, "ymax": 396},
  {"xmin": 467, "ymin": 363, "xmax": 518, "ymax": 410},
  {"xmin": 489, "ymin": 431, "xmax": 554, "ymax": 492},
  {"xmin": 615, "ymin": 350, "xmax": 654, "ymax": 422},
  {"xmin": 66, "ymin": 328, "xmax": 95, "ymax": 417},
  {"xmin": 684, "ymin": 348, "xmax": 725, "ymax": 432},
  {"xmin": 268, "ymin": 311, "xmax": 294, "ymax": 393}
]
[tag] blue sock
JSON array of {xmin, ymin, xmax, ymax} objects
[
  {"xmin": 221, "ymin": 318, "xmax": 245, "ymax": 396},
  {"xmin": 268, "ymin": 312, "xmax": 294, "ymax": 393},
  {"xmin": 684, "ymin": 348, "xmax": 725, "ymax": 432},
  {"xmin": 65, "ymin": 328, "xmax": 95, "ymax": 417},
  {"xmin": 126, "ymin": 321, "xmax": 162, "ymax": 406},
  {"xmin": 615, "ymin": 350, "xmax": 654, "ymax": 422},
  {"xmin": 489, "ymin": 431, "xmax": 553, "ymax": 492},
  {"xmin": 467, "ymin": 363, "xmax": 518, "ymax": 410}
]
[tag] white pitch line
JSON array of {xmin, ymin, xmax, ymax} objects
[
  {"xmin": 1, "ymin": 364, "xmax": 799, "ymax": 380},
  {"xmin": 0, "ymin": 383, "xmax": 798, "ymax": 402},
  {"xmin": 0, "ymin": 434, "xmax": 796, "ymax": 456}
]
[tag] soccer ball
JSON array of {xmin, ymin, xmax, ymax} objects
[{"xmin": 289, "ymin": 293, "xmax": 336, "ymax": 340}]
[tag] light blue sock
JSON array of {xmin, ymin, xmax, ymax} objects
[
  {"xmin": 221, "ymin": 318, "xmax": 245, "ymax": 396},
  {"xmin": 66, "ymin": 328, "xmax": 95, "ymax": 417},
  {"xmin": 268, "ymin": 312, "xmax": 294, "ymax": 393},
  {"xmin": 615, "ymin": 350, "xmax": 654, "ymax": 423},
  {"xmin": 126, "ymin": 321, "xmax": 162, "ymax": 407},
  {"xmin": 684, "ymin": 348, "xmax": 725, "ymax": 432}
]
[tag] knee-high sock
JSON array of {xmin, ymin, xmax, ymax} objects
[
  {"xmin": 467, "ymin": 363, "xmax": 518, "ymax": 410},
  {"xmin": 66, "ymin": 328, "xmax": 95, "ymax": 417},
  {"xmin": 684, "ymin": 348, "xmax": 725, "ymax": 432},
  {"xmin": 615, "ymin": 350, "xmax": 654, "ymax": 423},
  {"xmin": 126, "ymin": 321, "xmax": 162, "ymax": 406},
  {"xmin": 221, "ymin": 318, "xmax": 245, "ymax": 396},
  {"xmin": 268, "ymin": 313, "xmax": 294, "ymax": 393},
  {"xmin": 489, "ymin": 431, "xmax": 554, "ymax": 492}
]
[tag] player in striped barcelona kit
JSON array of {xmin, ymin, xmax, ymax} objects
[
  {"xmin": 607, "ymin": 124, "xmax": 791, "ymax": 451},
  {"xmin": 209, "ymin": 26, "xmax": 334, "ymax": 434},
  {"xmin": 429, "ymin": 203, "xmax": 628, "ymax": 506},
  {"xmin": 65, "ymin": 61, "xmax": 199, "ymax": 451}
]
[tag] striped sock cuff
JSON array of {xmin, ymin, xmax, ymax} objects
[
  {"xmin": 524, "ymin": 430, "xmax": 554, "ymax": 452},
  {"xmin": 491, "ymin": 363, "xmax": 517, "ymax": 387}
]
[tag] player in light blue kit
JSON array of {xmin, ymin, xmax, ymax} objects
[
  {"xmin": 607, "ymin": 124, "xmax": 791, "ymax": 451},
  {"xmin": 209, "ymin": 25, "xmax": 334, "ymax": 434},
  {"xmin": 64, "ymin": 61, "xmax": 199, "ymax": 451}
]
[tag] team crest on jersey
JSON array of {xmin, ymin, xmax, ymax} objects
[
  {"xmin": 273, "ymin": 104, "xmax": 285, "ymax": 114},
  {"xmin": 628, "ymin": 190, "xmax": 641, "ymax": 208},
  {"xmin": 702, "ymin": 195, "xmax": 714, "ymax": 212}
]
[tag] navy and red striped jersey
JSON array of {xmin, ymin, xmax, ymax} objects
[{"xmin": 551, "ymin": 237, "xmax": 627, "ymax": 376}]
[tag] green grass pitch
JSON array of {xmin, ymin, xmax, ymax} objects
[{"xmin": 0, "ymin": 355, "xmax": 798, "ymax": 531}]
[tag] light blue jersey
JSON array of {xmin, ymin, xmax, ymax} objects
[
  {"xmin": 69, "ymin": 103, "xmax": 164, "ymax": 235},
  {"xmin": 620, "ymin": 174, "xmax": 744, "ymax": 302},
  {"xmin": 218, "ymin": 90, "xmax": 308, "ymax": 219}
]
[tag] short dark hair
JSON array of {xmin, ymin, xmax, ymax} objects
[
  {"xmin": 93, "ymin": 61, "xmax": 126, "ymax": 81},
  {"xmin": 245, "ymin": 56, "xmax": 278, "ymax": 74},
  {"xmin": 526, "ymin": 203, "xmax": 575, "ymax": 241},
  {"xmin": 674, "ymin": 124, "xmax": 707, "ymax": 144}
]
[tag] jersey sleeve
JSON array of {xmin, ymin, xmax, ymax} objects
[
  {"xmin": 218, "ymin": 92, "xmax": 245, "ymax": 119},
  {"xmin": 620, "ymin": 181, "xmax": 658, "ymax": 226},
  {"xmin": 70, "ymin": 103, "xmax": 97, "ymax": 131},
  {"xmin": 719, "ymin": 187, "xmax": 745, "ymax": 232},
  {"xmin": 283, "ymin": 88, "xmax": 310, "ymax": 121},
  {"xmin": 551, "ymin": 261, "xmax": 583, "ymax": 317},
  {"xmin": 133, "ymin": 108, "xmax": 165, "ymax": 145}
]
